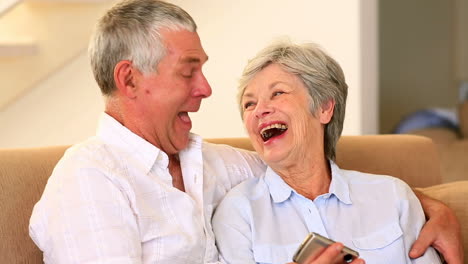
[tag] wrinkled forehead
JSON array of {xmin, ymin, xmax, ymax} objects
[
  {"xmin": 242, "ymin": 65, "xmax": 305, "ymax": 96},
  {"xmin": 163, "ymin": 29, "xmax": 208, "ymax": 60}
]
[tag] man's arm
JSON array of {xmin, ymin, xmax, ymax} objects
[
  {"xmin": 411, "ymin": 190, "xmax": 463, "ymax": 264},
  {"xmin": 29, "ymin": 167, "xmax": 142, "ymax": 263}
]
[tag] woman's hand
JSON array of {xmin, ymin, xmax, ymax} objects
[
  {"xmin": 411, "ymin": 190, "xmax": 463, "ymax": 264},
  {"xmin": 288, "ymin": 243, "xmax": 365, "ymax": 264}
]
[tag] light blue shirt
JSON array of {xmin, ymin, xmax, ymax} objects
[{"xmin": 212, "ymin": 161, "xmax": 441, "ymax": 264}]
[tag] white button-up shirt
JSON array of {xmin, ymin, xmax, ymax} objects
[
  {"xmin": 29, "ymin": 113, "xmax": 265, "ymax": 264},
  {"xmin": 212, "ymin": 162, "xmax": 442, "ymax": 264}
]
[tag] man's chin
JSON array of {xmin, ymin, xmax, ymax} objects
[{"xmin": 170, "ymin": 133, "xmax": 191, "ymax": 154}]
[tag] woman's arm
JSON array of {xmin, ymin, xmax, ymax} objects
[{"xmin": 411, "ymin": 190, "xmax": 463, "ymax": 264}]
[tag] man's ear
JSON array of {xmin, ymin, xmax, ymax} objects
[
  {"xmin": 114, "ymin": 60, "xmax": 138, "ymax": 99},
  {"xmin": 319, "ymin": 99, "xmax": 335, "ymax": 124}
]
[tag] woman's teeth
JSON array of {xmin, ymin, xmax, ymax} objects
[{"xmin": 260, "ymin": 123, "xmax": 288, "ymax": 141}]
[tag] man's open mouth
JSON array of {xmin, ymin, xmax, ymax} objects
[
  {"xmin": 178, "ymin": 112, "xmax": 191, "ymax": 123},
  {"xmin": 260, "ymin": 123, "xmax": 288, "ymax": 142}
]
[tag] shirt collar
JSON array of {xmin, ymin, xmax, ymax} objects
[
  {"xmin": 180, "ymin": 134, "xmax": 203, "ymax": 161},
  {"xmin": 264, "ymin": 160, "xmax": 352, "ymax": 205},
  {"xmin": 264, "ymin": 166, "xmax": 294, "ymax": 203},
  {"xmin": 96, "ymin": 113, "xmax": 171, "ymax": 174},
  {"xmin": 328, "ymin": 161, "xmax": 352, "ymax": 205}
]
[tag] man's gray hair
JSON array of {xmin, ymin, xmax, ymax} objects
[
  {"xmin": 238, "ymin": 41, "xmax": 348, "ymax": 160},
  {"xmin": 89, "ymin": 0, "xmax": 197, "ymax": 96}
]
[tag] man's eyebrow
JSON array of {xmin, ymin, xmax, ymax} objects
[{"xmin": 180, "ymin": 55, "xmax": 209, "ymax": 64}]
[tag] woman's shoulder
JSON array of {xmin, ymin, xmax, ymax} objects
[
  {"xmin": 341, "ymin": 167, "xmax": 407, "ymax": 187},
  {"xmin": 339, "ymin": 168, "xmax": 414, "ymax": 199}
]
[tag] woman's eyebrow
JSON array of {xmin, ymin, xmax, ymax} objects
[
  {"xmin": 242, "ymin": 81, "xmax": 288, "ymax": 99},
  {"xmin": 242, "ymin": 92, "xmax": 254, "ymax": 99}
]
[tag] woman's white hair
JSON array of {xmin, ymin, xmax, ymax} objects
[{"xmin": 238, "ymin": 40, "xmax": 348, "ymax": 160}]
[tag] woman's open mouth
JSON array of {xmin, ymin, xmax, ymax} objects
[{"xmin": 260, "ymin": 123, "xmax": 288, "ymax": 141}]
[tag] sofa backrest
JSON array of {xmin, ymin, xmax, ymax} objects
[
  {"xmin": 0, "ymin": 135, "xmax": 443, "ymax": 263},
  {"xmin": 206, "ymin": 135, "xmax": 442, "ymax": 188}
]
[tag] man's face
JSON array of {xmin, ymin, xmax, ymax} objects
[{"xmin": 133, "ymin": 29, "xmax": 211, "ymax": 155}]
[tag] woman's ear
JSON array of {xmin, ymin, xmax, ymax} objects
[
  {"xmin": 319, "ymin": 99, "xmax": 335, "ymax": 124},
  {"xmin": 114, "ymin": 60, "xmax": 138, "ymax": 99}
]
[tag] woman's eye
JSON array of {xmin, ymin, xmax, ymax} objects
[
  {"xmin": 244, "ymin": 102, "xmax": 255, "ymax": 110},
  {"xmin": 273, "ymin": 91, "xmax": 284, "ymax": 97}
]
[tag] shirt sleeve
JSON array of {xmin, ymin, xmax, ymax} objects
[
  {"xmin": 203, "ymin": 142, "xmax": 266, "ymax": 190},
  {"xmin": 29, "ymin": 166, "xmax": 142, "ymax": 264},
  {"xmin": 394, "ymin": 179, "xmax": 442, "ymax": 264},
  {"xmin": 212, "ymin": 191, "xmax": 256, "ymax": 264},
  {"xmin": 225, "ymin": 146, "xmax": 266, "ymax": 185}
]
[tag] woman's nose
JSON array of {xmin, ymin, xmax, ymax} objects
[{"xmin": 254, "ymin": 100, "xmax": 273, "ymax": 118}]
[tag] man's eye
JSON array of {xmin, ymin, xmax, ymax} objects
[
  {"xmin": 181, "ymin": 69, "xmax": 194, "ymax": 78},
  {"xmin": 273, "ymin": 91, "xmax": 284, "ymax": 97}
]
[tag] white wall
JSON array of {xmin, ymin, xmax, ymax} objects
[
  {"xmin": 0, "ymin": 51, "xmax": 104, "ymax": 148},
  {"xmin": 184, "ymin": 0, "xmax": 366, "ymax": 138},
  {"xmin": 0, "ymin": 0, "xmax": 378, "ymax": 148}
]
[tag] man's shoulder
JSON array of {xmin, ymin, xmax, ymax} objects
[
  {"xmin": 202, "ymin": 140, "xmax": 248, "ymax": 154},
  {"xmin": 202, "ymin": 141, "xmax": 263, "ymax": 165},
  {"xmin": 202, "ymin": 141, "xmax": 266, "ymax": 174},
  {"xmin": 54, "ymin": 137, "xmax": 125, "ymax": 175}
]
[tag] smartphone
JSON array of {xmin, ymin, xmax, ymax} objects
[{"xmin": 292, "ymin": 232, "xmax": 359, "ymax": 264}]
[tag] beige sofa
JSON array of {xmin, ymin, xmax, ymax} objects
[{"xmin": 0, "ymin": 135, "xmax": 467, "ymax": 263}]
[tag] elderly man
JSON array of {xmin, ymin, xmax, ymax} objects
[{"xmin": 29, "ymin": 0, "xmax": 462, "ymax": 263}]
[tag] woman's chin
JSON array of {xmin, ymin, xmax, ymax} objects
[
  {"xmin": 260, "ymin": 136, "xmax": 291, "ymax": 164},
  {"xmin": 262, "ymin": 149, "xmax": 289, "ymax": 166}
]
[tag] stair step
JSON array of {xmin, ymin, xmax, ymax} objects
[{"xmin": 0, "ymin": 38, "xmax": 38, "ymax": 57}]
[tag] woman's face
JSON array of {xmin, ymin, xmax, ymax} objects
[{"xmin": 241, "ymin": 64, "xmax": 334, "ymax": 166}]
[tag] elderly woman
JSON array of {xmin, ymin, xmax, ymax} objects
[{"xmin": 212, "ymin": 42, "xmax": 442, "ymax": 264}]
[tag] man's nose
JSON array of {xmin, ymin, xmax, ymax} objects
[{"xmin": 193, "ymin": 73, "xmax": 212, "ymax": 98}]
